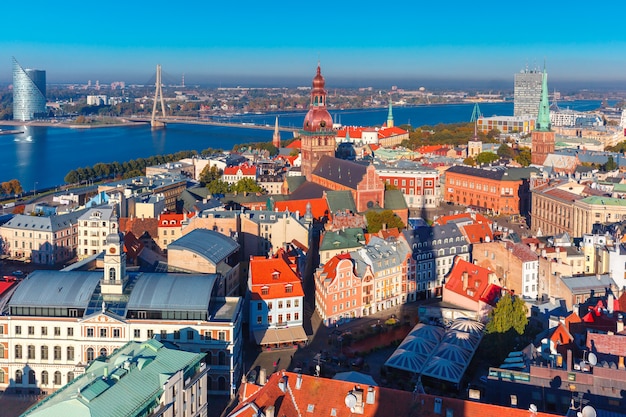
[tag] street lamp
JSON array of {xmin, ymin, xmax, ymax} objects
[{"xmin": 33, "ymin": 181, "xmax": 38, "ymax": 198}]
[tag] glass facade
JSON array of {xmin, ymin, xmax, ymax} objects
[{"xmin": 12, "ymin": 58, "xmax": 46, "ymax": 121}]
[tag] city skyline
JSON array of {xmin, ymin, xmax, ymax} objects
[{"xmin": 2, "ymin": 1, "xmax": 626, "ymax": 88}]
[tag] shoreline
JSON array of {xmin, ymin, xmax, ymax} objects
[{"xmin": 0, "ymin": 119, "xmax": 147, "ymax": 129}]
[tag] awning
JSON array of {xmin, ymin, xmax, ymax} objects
[{"xmin": 253, "ymin": 326, "xmax": 308, "ymax": 345}]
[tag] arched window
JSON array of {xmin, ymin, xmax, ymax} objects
[
  {"xmin": 218, "ymin": 376, "xmax": 226, "ymax": 391},
  {"xmin": 108, "ymin": 267, "xmax": 116, "ymax": 282},
  {"xmin": 15, "ymin": 369, "xmax": 23, "ymax": 384},
  {"xmin": 218, "ymin": 351, "xmax": 226, "ymax": 366},
  {"xmin": 28, "ymin": 345, "xmax": 35, "ymax": 360},
  {"xmin": 0, "ymin": 344, "xmax": 4, "ymax": 359},
  {"xmin": 86, "ymin": 348, "xmax": 94, "ymax": 361},
  {"xmin": 41, "ymin": 371, "xmax": 48, "ymax": 385},
  {"xmin": 41, "ymin": 345, "xmax": 48, "ymax": 360},
  {"xmin": 54, "ymin": 346, "xmax": 62, "ymax": 360},
  {"xmin": 67, "ymin": 372, "xmax": 75, "ymax": 383},
  {"xmin": 15, "ymin": 344, "xmax": 22, "ymax": 359},
  {"xmin": 54, "ymin": 371, "xmax": 61, "ymax": 385},
  {"xmin": 99, "ymin": 348, "xmax": 107, "ymax": 357},
  {"xmin": 28, "ymin": 369, "xmax": 36, "ymax": 384},
  {"xmin": 0, "ymin": 369, "xmax": 4, "ymax": 384}
]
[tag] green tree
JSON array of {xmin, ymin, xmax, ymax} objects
[
  {"xmin": 385, "ymin": 182, "xmax": 398, "ymax": 191},
  {"xmin": 604, "ymin": 155, "xmax": 618, "ymax": 171},
  {"xmin": 463, "ymin": 157, "xmax": 476, "ymax": 166},
  {"xmin": 207, "ymin": 180, "xmax": 231, "ymax": 195},
  {"xmin": 232, "ymin": 178, "xmax": 264, "ymax": 194},
  {"xmin": 486, "ymin": 128, "xmax": 501, "ymax": 141},
  {"xmin": 199, "ymin": 165, "xmax": 223, "ymax": 186},
  {"xmin": 476, "ymin": 152, "xmax": 499, "ymax": 165},
  {"xmin": 365, "ymin": 210, "xmax": 405, "ymax": 233},
  {"xmin": 497, "ymin": 143, "xmax": 515, "ymax": 159},
  {"xmin": 516, "ymin": 149, "xmax": 532, "ymax": 167},
  {"xmin": 64, "ymin": 170, "xmax": 79, "ymax": 184},
  {"xmin": 486, "ymin": 293, "xmax": 528, "ymax": 335}
]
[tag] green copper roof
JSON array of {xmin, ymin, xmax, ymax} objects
[
  {"xmin": 580, "ymin": 196, "xmax": 626, "ymax": 206},
  {"xmin": 387, "ymin": 100, "xmax": 394, "ymax": 126},
  {"xmin": 22, "ymin": 340, "xmax": 205, "ymax": 417},
  {"xmin": 536, "ymin": 66, "xmax": 551, "ymax": 132},
  {"xmin": 320, "ymin": 227, "xmax": 365, "ymax": 252}
]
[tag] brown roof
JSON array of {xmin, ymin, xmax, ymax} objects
[{"xmin": 119, "ymin": 217, "xmax": 159, "ymax": 240}]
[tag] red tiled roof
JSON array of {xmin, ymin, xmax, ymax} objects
[
  {"xmin": 0, "ymin": 277, "xmax": 18, "ymax": 296},
  {"xmin": 286, "ymin": 139, "xmax": 301, "ymax": 149},
  {"xmin": 231, "ymin": 372, "xmax": 560, "ymax": 417},
  {"xmin": 119, "ymin": 217, "xmax": 159, "ymax": 240},
  {"xmin": 462, "ymin": 223, "xmax": 494, "ymax": 244},
  {"xmin": 224, "ymin": 164, "xmax": 257, "ymax": 176},
  {"xmin": 378, "ymin": 126, "xmax": 408, "ymax": 138},
  {"xmin": 435, "ymin": 212, "xmax": 492, "ymax": 226},
  {"xmin": 445, "ymin": 258, "xmax": 498, "ymax": 303},
  {"xmin": 369, "ymin": 144, "xmax": 380, "ymax": 151},
  {"xmin": 274, "ymin": 197, "xmax": 329, "ymax": 220},
  {"xmin": 505, "ymin": 241, "xmax": 538, "ymax": 263},
  {"xmin": 249, "ymin": 255, "xmax": 304, "ymax": 300},
  {"xmin": 320, "ymin": 253, "xmax": 352, "ymax": 281},
  {"xmin": 159, "ymin": 212, "xmax": 186, "ymax": 228}
]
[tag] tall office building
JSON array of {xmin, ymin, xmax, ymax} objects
[
  {"xmin": 513, "ymin": 67, "xmax": 542, "ymax": 117},
  {"xmin": 12, "ymin": 57, "xmax": 47, "ymax": 121}
]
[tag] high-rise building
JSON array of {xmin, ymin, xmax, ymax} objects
[
  {"xmin": 12, "ymin": 57, "xmax": 47, "ymax": 121},
  {"xmin": 531, "ymin": 67, "xmax": 555, "ymax": 166},
  {"xmin": 513, "ymin": 67, "xmax": 542, "ymax": 117},
  {"xmin": 300, "ymin": 64, "xmax": 336, "ymax": 181}
]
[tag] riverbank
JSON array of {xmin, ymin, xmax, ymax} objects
[{"xmin": 0, "ymin": 119, "xmax": 146, "ymax": 129}]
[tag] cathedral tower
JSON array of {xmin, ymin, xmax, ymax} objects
[
  {"xmin": 272, "ymin": 116, "xmax": 281, "ymax": 149},
  {"xmin": 300, "ymin": 64, "xmax": 336, "ymax": 181},
  {"xmin": 531, "ymin": 66, "xmax": 555, "ymax": 165}
]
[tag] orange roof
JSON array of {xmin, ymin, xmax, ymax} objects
[
  {"xmin": 158, "ymin": 212, "xmax": 187, "ymax": 228},
  {"xmin": 462, "ymin": 223, "xmax": 494, "ymax": 244},
  {"xmin": 249, "ymin": 255, "xmax": 304, "ymax": 300},
  {"xmin": 418, "ymin": 145, "xmax": 444, "ymax": 154},
  {"xmin": 319, "ymin": 253, "xmax": 352, "ymax": 281},
  {"xmin": 434, "ymin": 212, "xmax": 492, "ymax": 226},
  {"xmin": 445, "ymin": 258, "xmax": 497, "ymax": 303},
  {"xmin": 286, "ymin": 139, "xmax": 301, "ymax": 149},
  {"xmin": 377, "ymin": 126, "xmax": 408, "ymax": 138},
  {"xmin": 274, "ymin": 197, "xmax": 329, "ymax": 220},
  {"xmin": 337, "ymin": 126, "xmax": 365, "ymax": 139},
  {"xmin": 369, "ymin": 144, "xmax": 380, "ymax": 151},
  {"xmin": 231, "ymin": 371, "xmax": 561, "ymax": 417}
]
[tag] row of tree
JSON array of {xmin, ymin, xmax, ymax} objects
[
  {"xmin": 1, "ymin": 179, "xmax": 23, "ymax": 196},
  {"xmin": 400, "ymin": 123, "xmax": 501, "ymax": 149},
  {"xmin": 63, "ymin": 151, "xmax": 198, "ymax": 184}
]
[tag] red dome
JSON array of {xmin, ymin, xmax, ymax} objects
[{"xmin": 303, "ymin": 107, "xmax": 333, "ymax": 132}]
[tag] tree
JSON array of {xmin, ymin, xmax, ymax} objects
[
  {"xmin": 207, "ymin": 180, "xmax": 231, "ymax": 195},
  {"xmin": 232, "ymin": 178, "xmax": 263, "ymax": 194},
  {"xmin": 497, "ymin": 143, "xmax": 515, "ymax": 159},
  {"xmin": 199, "ymin": 165, "xmax": 223, "ymax": 186},
  {"xmin": 604, "ymin": 155, "xmax": 617, "ymax": 171},
  {"xmin": 486, "ymin": 128, "xmax": 501, "ymax": 141},
  {"xmin": 365, "ymin": 210, "xmax": 405, "ymax": 233},
  {"xmin": 476, "ymin": 152, "xmax": 499, "ymax": 165},
  {"xmin": 486, "ymin": 293, "xmax": 528, "ymax": 335},
  {"xmin": 385, "ymin": 182, "xmax": 399, "ymax": 191},
  {"xmin": 516, "ymin": 149, "xmax": 532, "ymax": 167},
  {"xmin": 463, "ymin": 157, "xmax": 476, "ymax": 166}
]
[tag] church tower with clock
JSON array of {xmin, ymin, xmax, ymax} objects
[
  {"xmin": 101, "ymin": 231, "xmax": 127, "ymax": 296},
  {"xmin": 300, "ymin": 64, "xmax": 336, "ymax": 181}
]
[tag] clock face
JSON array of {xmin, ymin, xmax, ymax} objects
[{"xmin": 109, "ymin": 247, "xmax": 116, "ymax": 254}]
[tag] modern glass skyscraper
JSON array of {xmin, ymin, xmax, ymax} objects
[
  {"xmin": 12, "ymin": 57, "xmax": 47, "ymax": 121},
  {"xmin": 513, "ymin": 68, "xmax": 542, "ymax": 118}
]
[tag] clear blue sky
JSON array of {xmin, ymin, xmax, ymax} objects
[{"xmin": 2, "ymin": 1, "xmax": 625, "ymax": 87}]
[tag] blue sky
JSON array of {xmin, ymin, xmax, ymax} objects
[{"xmin": 2, "ymin": 1, "xmax": 625, "ymax": 87}]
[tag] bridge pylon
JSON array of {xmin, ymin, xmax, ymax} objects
[{"xmin": 151, "ymin": 64, "xmax": 167, "ymax": 129}]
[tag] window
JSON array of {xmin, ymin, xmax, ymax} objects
[
  {"xmin": 54, "ymin": 371, "xmax": 61, "ymax": 385},
  {"xmin": 295, "ymin": 312, "xmax": 299, "ymax": 321},
  {"xmin": 218, "ymin": 331, "xmax": 226, "ymax": 341},
  {"xmin": 261, "ymin": 287, "xmax": 269, "ymax": 295},
  {"xmin": 15, "ymin": 369, "xmax": 23, "ymax": 384},
  {"xmin": 41, "ymin": 370, "xmax": 48, "ymax": 385},
  {"xmin": 160, "ymin": 330, "xmax": 167, "ymax": 339},
  {"xmin": 294, "ymin": 300, "xmax": 299, "ymax": 307},
  {"xmin": 286, "ymin": 300, "xmax": 291, "ymax": 308},
  {"xmin": 67, "ymin": 327, "xmax": 73, "ymax": 337},
  {"xmin": 285, "ymin": 286, "xmax": 293, "ymax": 293},
  {"xmin": 257, "ymin": 316, "xmax": 263, "ymax": 324},
  {"xmin": 147, "ymin": 330, "xmax": 154, "ymax": 339},
  {"xmin": 86, "ymin": 348, "xmax": 94, "ymax": 361},
  {"xmin": 15, "ymin": 344, "xmax": 22, "ymax": 359},
  {"xmin": 54, "ymin": 346, "xmax": 62, "ymax": 360},
  {"xmin": 15, "ymin": 326, "xmax": 21, "ymax": 335},
  {"xmin": 100, "ymin": 328, "xmax": 107, "ymax": 338},
  {"xmin": 113, "ymin": 328, "xmax": 120, "ymax": 338},
  {"xmin": 41, "ymin": 327, "xmax": 48, "ymax": 336},
  {"xmin": 41, "ymin": 346, "xmax": 48, "ymax": 360},
  {"xmin": 187, "ymin": 330, "xmax": 194, "ymax": 340},
  {"xmin": 134, "ymin": 329, "xmax": 141, "ymax": 338},
  {"xmin": 28, "ymin": 326, "xmax": 34, "ymax": 335},
  {"xmin": 87, "ymin": 328, "xmax": 94, "ymax": 337},
  {"xmin": 257, "ymin": 303, "xmax": 262, "ymax": 311},
  {"xmin": 67, "ymin": 346, "xmax": 74, "ymax": 361},
  {"xmin": 54, "ymin": 327, "xmax": 61, "ymax": 336},
  {"xmin": 28, "ymin": 345, "xmax": 35, "ymax": 359},
  {"xmin": 286, "ymin": 313, "xmax": 291, "ymax": 321},
  {"xmin": 67, "ymin": 372, "xmax": 75, "ymax": 383},
  {"xmin": 174, "ymin": 330, "xmax": 181, "ymax": 340},
  {"xmin": 268, "ymin": 315, "xmax": 272, "ymax": 323},
  {"xmin": 100, "ymin": 348, "xmax": 107, "ymax": 357},
  {"xmin": 268, "ymin": 302, "xmax": 273, "ymax": 310},
  {"xmin": 278, "ymin": 301, "xmax": 283, "ymax": 309}
]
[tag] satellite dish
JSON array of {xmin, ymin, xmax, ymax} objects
[
  {"xmin": 581, "ymin": 406, "xmax": 597, "ymax": 417},
  {"xmin": 345, "ymin": 393, "xmax": 357, "ymax": 409},
  {"xmin": 529, "ymin": 404, "xmax": 538, "ymax": 413},
  {"xmin": 588, "ymin": 352, "xmax": 598, "ymax": 366}
]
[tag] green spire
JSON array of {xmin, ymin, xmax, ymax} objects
[
  {"xmin": 536, "ymin": 65, "xmax": 551, "ymax": 132},
  {"xmin": 387, "ymin": 99, "xmax": 394, "ymax": 127}
]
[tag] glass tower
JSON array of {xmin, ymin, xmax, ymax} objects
[{"xmin": 12, "ymin": 58, "xmax": 47, "ymax": 121}]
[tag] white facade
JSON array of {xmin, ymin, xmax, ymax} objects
[
  {"xmin": 608, "ymin": 244, "xmax": 626, "ymax": 291},
  {"xmin": 522, "ymin": 260, "xmax": 540, "ymax": 299},
  {"xmin": 77, "ymin": 207, "xmax": 119, "ymax": 260}
]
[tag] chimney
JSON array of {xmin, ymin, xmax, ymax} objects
[
  {"xmin": 296, "ymin": 373, "xmax": 302, "ymax": 390},
  {"xmin": 265, "ymin": 405, "xmax": 275, "ymax": 417},
  {"xmin": 366, "ymin": 386, "xmax": 376, "ymax": 404},
  {"xmin": 278, "ymin": 376, "xmax": 287, "ymax": 392},
  {"xmin": 618, "ymin": 356, "xmax": 625, "ymax": 370},
  {"xmin": 259, "ymin": 368, "xmax": 267, "ymax": 386},
  {"xmin": 567, "ymin": 349, "xmax": 573, "ymax": 372}
]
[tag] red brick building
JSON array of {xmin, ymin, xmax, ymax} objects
[
  {"xmin": 377, "ymin": 166, "xmax": 440, "ymax": 209},
  {"xmin": 444, "ymin": 165, "xmax": 536, "ymax": 215}
]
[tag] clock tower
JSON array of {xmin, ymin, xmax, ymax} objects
[
  {"xmin": 102, "ymin": 231, "xmax": 127, "ymax": 295},
  {"xmin": 300, "ymin": 64, "xmax": 336, "ymax": 181}
]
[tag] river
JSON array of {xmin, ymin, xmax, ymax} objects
[{"xmin": 0, "ymin": 100, "xmax": 608, "ymax": 191}]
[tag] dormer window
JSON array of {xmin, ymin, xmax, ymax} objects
[
  {"xmin": 261, "ymin": 286, "xmax": 269, "ymax": 295},
  {"xmin": 285, "ymin": 284, "xmax": 293, "ymax": 294},
  {"xmin": 272, "ymin": 271, "xmax": 280, "ymax": 280}
]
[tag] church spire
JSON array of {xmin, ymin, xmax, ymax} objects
[
  {"xmin": 272, "ymin": 116, "xmax": 281, "ymax": 148},
  {"xmin": 387, "ymin": 99, "xmax": 394, "ymax": 128},
  {"xmin": 536, "ymin": 64, "xmax": 551, "ymax": 132}
]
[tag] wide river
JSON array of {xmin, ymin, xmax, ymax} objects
[{"xmin": 0, "ymin": 100, "xmax": 607, "ymax": 191}]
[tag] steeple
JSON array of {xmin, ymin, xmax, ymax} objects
[
  {"xmin": 386, "ymin": 99, "xmax": 394, "ymax": 128},
  {"xmin": 536, "ymin": 65, "xmax": 551, "ymax": 132},
  {"xmin": 272, "ymin": 116, "xmax": 281, "ymax": 148}
]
